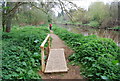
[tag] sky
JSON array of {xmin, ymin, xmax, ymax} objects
[
  {"xmin": 73, "ymin": 0, "xmax": 119, "ymax": 10},
  {"xmin": 52, "ymin": 0, "xmax": 119, "ymax": 16}
]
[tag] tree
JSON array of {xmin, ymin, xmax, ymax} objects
[
  {"xmin": 110, "ymin": 2, "xmax": 118, "ymax": 20},
  {"xmin": 87, "ymin": 2, "xmax": 110, "ymax": 23},
  {"xmin": 70, "ymin": 8, "xmax": 86, "ymax": 23},
  {"xmin": 2, "ymin": 1, "xmax": 79, "ymax": 32},
  {"xmin": 2, "ymin": 2, "xmax": 24, "ymax": 32},
  {"xmin": 12, "ymin": 4, "xmax": 48, "ymax": 26}
]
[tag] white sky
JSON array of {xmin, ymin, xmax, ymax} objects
[
  {"xmin": 73, "ymin": 0, "xmax": 119, "ymax": 10},
  {"xmin": 52, "ymin": 0, "xmax": 120, "ymax": 16}
]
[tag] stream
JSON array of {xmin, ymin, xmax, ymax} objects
[{"xmin": 57, "ymin": 24, "xmax": 120, "ymax": 47}]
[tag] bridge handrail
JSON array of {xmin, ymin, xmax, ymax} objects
[{"xmin": 40, "ymin": 34, "xmax": 50, "ymax": 72}]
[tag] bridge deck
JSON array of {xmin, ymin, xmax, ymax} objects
[{"xmin": 44, "ymin": 49, "xmax": 68, "ymax": 73}]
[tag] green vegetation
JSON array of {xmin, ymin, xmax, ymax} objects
[
  {"xmin": 87, "ymin": 21, "xmax": 100, "ymax": 27},
  {"xmin": 53, "ymin": 26, "xmax": 120, "ymax": 80},
  {"xmin": 2, "ymin": 1, "xmax": 119, "ymax": 32},
  {"xmin": 87, "ymin": 2, "xmax": 110, "ymax": 23},
  {"xmin": 13, "ymin": 8, "xmax": 48, "ymax": 26},
  {"xmin": 1, "ymin": 1, "xmax": 120, "ymax": 80},
  {"xmin": 57, "ymin": 2, "xmax": 120, "ymax": 29},
  {"xmin": 2, "ymin": 26, "xmax": 49, "ymax": 79},
  {"xmin": 112, "ymin": 26, "xmax": 120, "ymax": 30}
]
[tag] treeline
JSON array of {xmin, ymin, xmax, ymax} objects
[
  {"xmin": 1, "ymin": 2, "xmax": 55, "ymax": 32},
  {"xmin": 57, "ymin": 2, "xmax": 120, "ymax": 29},
  {"xmin": 1, "ymin": 1, "xmax": 77, "ymax": 32},
  {"xmin": 1, "ymin": 1, "xmax": 120, "ymax": 32},
  {"xmin": 12, "ymin": 4, "xmax": 48, "ymax": 26}
]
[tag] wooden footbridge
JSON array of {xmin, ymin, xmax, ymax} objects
[{"xmin": 40, "ymin": 33, "xmax": 68, "ymax": 73}]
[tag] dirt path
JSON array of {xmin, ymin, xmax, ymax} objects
[{"xmin": 39, "ymin": 33, "xmax": 84, "ymax": 79}]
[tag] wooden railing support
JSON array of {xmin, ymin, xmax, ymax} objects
[
  {"xmin": 41, "ymin": 47, "xmax": 45, "ymax": 72},
  {"xmin": 40, "ymin": 34, "xmax": 50, "ymax": 72},
  {"xmin": 48, "ymin": 37, "xmax": 50, "ymax": 53}
]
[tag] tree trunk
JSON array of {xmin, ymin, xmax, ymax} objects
[
  {"xmin": 5, "ymin": 2, "xmax": 12, "ymax": 32},
  {"xmin": 2, "ymin": 21, "xmax": 5, "ymax": 32},
  {"xmin": 4, "ymin": 2, "xmax": 24, "ymax": 32},
  {"xmin": 6, "ymin": 16, "xmax": 12, "ymax": 32},
  {"xmin": 2, "ymin": 1, "xmax": 5, "ymax": 32}
]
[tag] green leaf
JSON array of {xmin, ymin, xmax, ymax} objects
[
  {"xmin": 27, "ymin": 70, "xmax": 34, "ymax": 75},
  {"xmin": 34, "ymin": 40, "xmax": 39, "ymax": 43},
  {"xmin": 88, "ymin": 75, "xmax": 94, "ymax": 77},
  {"xmin": 16, "ymin": 68, "xmax": 22, "ymax": 72},
  {"xmin": 22, "ymin": 62, "xmax": 27, "ymax": 66},
  {"xmin": 101, "ymin": 76, "xmax": 109, "ymax": 79},
  {"xmin": 112, "ymin": 60, "xmax": 119, "ymax": 65}
]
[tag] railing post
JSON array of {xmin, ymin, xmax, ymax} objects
[
  {"xmin": 41, "ymin": 47, "xmax": 45, "ymax": 72},
  {"xmin": 48, "ymin": 37, "xmax": 50, "ymax": 53},
  {"xmin": 40, "ymin": 34, "xmax": 50, "ymax": 72}
]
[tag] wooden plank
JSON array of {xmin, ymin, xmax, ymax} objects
[
  {"xmin": 44, "ymin": 49, "xmax": 68, "ymax": 73},
  {"xmin": 40, "ymin": 34, "xmax": 50, "ymax": 48}
]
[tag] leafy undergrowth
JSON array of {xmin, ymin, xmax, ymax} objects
[
  {"xmin": 112, "ymin": 26, "xmax": 120, "ymax": 30},
  {"xmin": 2, "ymin": 26, "xmax": 49, "ymax": 79},
  {"xmin": 87, "ymin": 21, "xmax": 100, "ymax": 28},
  {"xmin": 53, "ymin": 26, "xmax": 120, "ymax": 81}
]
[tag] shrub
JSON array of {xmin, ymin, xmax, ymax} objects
[
  {"xmin": 53, "ymin": 26, "xmax": 120, "ymax": 80},
  {"xmin": 88, "ymin": 21, "xmax": 100, "ymax": 27},
  {"xmin": 113, "ymin": 26, "xmax": 120, "ymax": 30}
]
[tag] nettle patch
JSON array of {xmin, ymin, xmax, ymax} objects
[{"xmin": 53, "ymin": 26, "xmax": 120, "ymax": 80}]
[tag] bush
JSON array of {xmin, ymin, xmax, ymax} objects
[
  {"xmin": 2, "ymin": 26, "xmax": 49, "ymax": 79},
  {"xmin": 113, "ymin": 26, "xmax": 120, "ymax": 30},
  {"xmin": 53, "ymin": 26, "xmax": 120, "ymax": 80},
  {"xmin": 13, "ymin": 8, "xmax": 48, "ymax": 25},
  {"xmin": 88, "ymin": 21, "xmax": 100, "ymax": 27}
]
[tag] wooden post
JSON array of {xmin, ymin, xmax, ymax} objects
[
  {"xmin": 41, "ymin": 47, "xmax": 45, "ymax": 72},
  {"xmin": 48, "ymin": 37, "xmax": 50, "ymax": 53},
  {"xmin": 40, "ymin": 34, "xmax": 50, "ymax": 72}
]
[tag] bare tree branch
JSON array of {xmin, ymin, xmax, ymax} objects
[
  {"xmin": 7, "ymin": 2, "xmax": 25, "ymax": 15},
  {"xmin": 58, "ymin": 0, "xmax": 74, "ymax": 22},
  {"xmin": 30, "ymin": 2, "xmax": 48, "ymax": 14}
]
